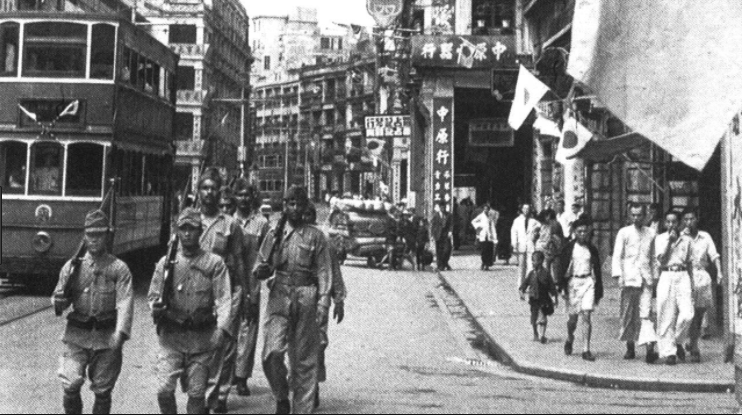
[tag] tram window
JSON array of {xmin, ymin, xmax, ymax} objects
[
  {"xmin": 128, "ymin": 50, "xmax": 139, "ymax": 87},
  {"xmin": 151, "ymin": 63, "xmax": 161, "ymax": 96},
  {"xmin": 23, "ymin": 23, "xmax": 87, "ymax": 78},
  {"xmin": 0, "ymin": 22, "xmax": 19, "ymax": 77},
  {"xmin": 136, "ymin": 55, "xmax": 146, "ymax": 90},
  {"xmin": 91, "ymin": 24, "xmax": 115, "ymax": 80},
  {"xmin": 0, "ymin": 141, "xmax": 27, "ymax": 194},
  {"xmin": 66, "ymin": 143, "xmax": 103, "ymax": 197},
  {"xmin": 29, "ymin": 142, "xmax": 63, "ymax": 195}
]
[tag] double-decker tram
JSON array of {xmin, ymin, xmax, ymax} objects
[{"xmin": 0, "ymin": 12, "xmax": 178, "ymax": 289}]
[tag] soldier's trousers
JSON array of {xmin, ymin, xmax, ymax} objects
[
  {"xmin": 262, "ymin": 284, "xmax": 320, "ymax": 414},
  {"xmin": 235, "ymin": 290, "xmax": 261, "ymax": 380},
  {"xmin": 157, "ymin": 347, "xmax": 211, "ymax": 398},
  {"xmin": 58, "ymin": 342, "xmax": 122, "ymax": 395},
  {"xmin": 318, "ymin": 309, "xmax": 330, "ymax": 383},
  {"xmin": 206, "ymin": 286, "xmax": 242, "ymax": 407}
]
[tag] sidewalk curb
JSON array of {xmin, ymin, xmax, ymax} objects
[{"xmin": 436, "ymin": 270, "xmax": 735, "ymax": 394}]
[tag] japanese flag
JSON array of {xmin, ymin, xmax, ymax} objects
[
  {"xmin": 533, "ymin": 115, "xmax": 561, "ymax": 138},
  {"xmin": 508, "ymin": 65, "xmax": 550, "ymax": 131},
  {"xmin": 556, "ymin": 115, "xmax": 593, "ymax": 165}
]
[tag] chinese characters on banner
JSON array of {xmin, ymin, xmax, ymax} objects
[
  {"xmin": 433, "ymin": 98, "xmax": 454, "ymax": 209},
  {"xmin": 412, "ymin": 35, "xmax": 517, "ymax": 69},
  {"xmin": 365, "ymin": 115, "xmax": 411, "ymax": 138}
]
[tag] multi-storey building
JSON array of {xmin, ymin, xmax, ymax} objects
[{"xmin": 139, "ymin": 0, "xmax": 252, "ymax": 190}]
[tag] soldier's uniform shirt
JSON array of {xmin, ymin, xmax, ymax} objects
[
  {"xmin": 53, "ymin": 253, "xmax": 134, "ymax": 395},
  {"xmin": 259, "ymin": 222, "xmax": 332, "ymax": 414},
  {"xmin": 234, "ymin": 211, "xmax": 270, "ymax": 380},
  {"xmin": 685, "ymin": 230, "xmax": 720, "ymax": 309},
  {"xmin": 148, "ymin": 249, "xmax": 231, "ymax": 397},
  {"xmin": 652, "ymin": 233, "xmax": 695, "ymax": 358}
]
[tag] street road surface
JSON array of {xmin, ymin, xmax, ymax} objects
[{"xmin": 0, "ymin": 262, "xmax": 735, "ymax": 413}]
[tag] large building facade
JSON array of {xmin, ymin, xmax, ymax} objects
[{"xmin": 140, "ymin": 0, "xmax": 252, "ymax": 190}]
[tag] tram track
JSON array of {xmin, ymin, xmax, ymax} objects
[{"xmin": 0, "ymin": 286, "xmax": 53, "ymax": 327}]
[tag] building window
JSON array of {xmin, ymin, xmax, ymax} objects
[
  {"xmin": 0, "ymin": 22, "xmax": 19, "ymax": 77},
  {"xmin": 320, "ymin": 37, "xmax": 330, "ymax": 50},
  {"xmin": 264, "ymin": 55, "xmax": 271, "ymax": 71},
  {"xmin": 177, "ymin": 65, "xmax": 195, "ymax": 90},
  {"xmin": 472, "ymin": 0, "xmax": 515, "ymax": 35},
  {"xmin": 175, "ymin": 112, "xmax": 195, "ymax": 140},
  {"xmin": 23, "ymin": 22, "xmax": 87, "ymax": 78},
  {"xmin": 169, "ymin": 25, "xmax": 197, "ymax": 44}
]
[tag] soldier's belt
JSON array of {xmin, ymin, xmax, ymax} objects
[
  {"xmin": 67, "ymin": 315, "xmax": 117, "ymax": 331},
  {"xmin": 661, "ymin": 265, "xmax": 687, "ymax": 272},
  {"xmin": 160, "ymin": 309, "xmax": 217, "ymax": 331},
  {"xmin": 274, "ymin": 271, "xmax": 318, "ymax": 287}
]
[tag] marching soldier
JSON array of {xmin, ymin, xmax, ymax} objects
[
  {"xmin": 304, "ymin": 204, "xmax": 346, "ymax": 409},
  {"xmin": 149, "ymin": 208, "xmax": 232, "ymax": 414},
  {"xmin": 52, "ymin": 210, "xmax": 134, "ymax": 415},
  {"xmin": 232, "ymin": 178, "xmax": 271, "ymax": 396},
  {"xmin": 197, "ymin": 169, "xmax": 246, "ymax": 413},
  {"xmin": 254, "ymin": 186, "xmax": 332, "ymax": 414}
]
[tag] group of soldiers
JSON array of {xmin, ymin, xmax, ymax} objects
[{"xmin": 51, "ymin": 169, "xmax": 347, "ymax": 414}]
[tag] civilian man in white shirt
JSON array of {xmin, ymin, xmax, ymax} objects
[
  {"xmin": 511, "ymin": 204, "xmax": 538, "ymax": 289},
  {"xmin": 682, "ymin": 208, "xmax": 723, "ymax": 363},
  {"xmin": 612, "ymin": 204, "xmax": 659, "ymax": 364},
  {"xmin": 652, "ymin": 211, "xmax": 694, "ymax": 365}
]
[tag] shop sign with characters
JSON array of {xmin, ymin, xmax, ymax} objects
[
  {"xmin": 412, "ymin": 35, "xmax": 517, "ymax": 69},
  {"xmin": 433, "ymin": 98, "xmax": 454, "ymax": 207},
  {"xmin": 365, "ymin": 115, "xmax": 411, "ymax": 138}
]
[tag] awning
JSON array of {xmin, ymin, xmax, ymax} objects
[{"xmin": 571, "ymin": 132, "xmax": 647, "ymax": 162}]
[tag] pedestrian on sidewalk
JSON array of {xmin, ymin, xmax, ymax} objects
[
  {"xmin": 533, "ymin": 209, "xmax": 564, "ymax": 283},
  {"xmin": 254, "ymin": 186, "xmax": 332, "ymax": 414},
  {"xmin": 520, "ymin": 251, "xmax": 558, "ymax": 344},
  {"xmin": 683, "ymin": 208, "xmax": 723, "ymax": 363},
  {"xmin": 52, "ymin": 210, "xmax": 134, "ymax": 415},
  {"xmin": 232, "ymin": 179, "xmax": 271, "ymax": 397},
  {"xmin": 652, "ymin": 210, "xmax": 695, "ymax": 366},
  {"xmin": 149, "ymin": 208, "xmax": 232, "ymax": 415},
  {"xmin": 558, "ymin": 219, "xmax": 603, "ymax": 362},
  {"xmin": 415, "ymin": 216, "xmax": 431, "ymax": 271},
  {"xmin": 472, "ymin": 204, "xmax": 498, "ymax": 270},
  {"xmin": 431, "ymin": 200, "xmax": 454, "ymax": 271},
  {"xmin": 511, "ymin": 204, "xmax": 537, "ymax": 289},
  {"xmin": 612, "ymin": 203, "xmax": 659, "ymax": 364}
]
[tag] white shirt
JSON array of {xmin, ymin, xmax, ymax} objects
[
  {"xmin": 685, "ymin": 230, "xmax": 720, "ymax": 271},
  {"xmin": 572, "ymin": 244, "xmax": 593, "ymax": 276},
  {"xmin": 471, "ymin": 211, "xmax": 497, "ymax": 243},
  {"xmin": 558, "ymin": 212, "xmax": 576, "ymax": 239},
  {"xmin": 612, "ymin": 225, "xmax": 656, "ymax": 287},
  {"xmin": 511, "ymin": 215, "xmax": 538, "ymax": 254}
]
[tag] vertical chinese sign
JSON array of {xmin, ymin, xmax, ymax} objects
[{"xmin": 433, "ymin": 98, "xmax": 453, "ymax": 210}]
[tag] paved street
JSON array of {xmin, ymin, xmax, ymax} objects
[{"xmin": 0, "ymin": 261, "xmax": 737, "ymax": 413}]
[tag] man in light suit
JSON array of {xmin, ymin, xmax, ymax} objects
[{"xmin": 511, "ymin": 204, "xmax": 537, "ymax": 289}]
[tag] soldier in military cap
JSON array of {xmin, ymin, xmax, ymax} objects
[
  {"xmin": 254, "ymin": 186, "xmax": 332, "ymax": 414},
  {"xmin": 149, "ymin": 208, "xmax": 232, "ymax": 414},
  {"xmin": 197, "ymin": 168, "xmax": 246, "ymax": 413},
  {"xmin": 52, "ymin": 210, "xmax": 134, "ymax": 415}
]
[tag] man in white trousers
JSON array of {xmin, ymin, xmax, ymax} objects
[
  {"xmin": 511, "ymin": 204, "xmax": 537, "ymax": 289},
  {"xmin": 652, "ymin": 211, "xmax": 694, "ymax": 366}
]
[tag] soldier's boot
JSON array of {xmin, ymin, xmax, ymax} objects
[
  {"xmin": 157, "ymin": 393, "xmax": 178, "ymax": 414},
  {"xmin": 92, "ymin": 393, "xmax": 112, "ymax": 414},
  {"xmin": 186, "ymin": 397, "xmax": 207, "ymax": 415},
  {"xmin": 63, "ymin": 391, "xmax": 83, "ymax": 414},
  {"xmin": 314, "ymin": 384, "xmax": 320, "ymax": 409}
]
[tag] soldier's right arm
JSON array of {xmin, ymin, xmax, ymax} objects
[
  {"xmin": 51, "ymin": 260, "xmax": 74, "ymax": 310},
  {"xmin": 147, "ymin": 257, "xmax": 167, "ymax": 308},
  {"xmin": 212, "ymin": 258, "xmax": 233, "ymax": 333}
]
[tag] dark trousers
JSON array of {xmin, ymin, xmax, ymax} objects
[
  {"xmin": 480, "ymin": 241, "xmax": 495, "ymax": 267},
  {"xmin": 436, "ymin": 238, "xmax": 451, "ymax": 270}
]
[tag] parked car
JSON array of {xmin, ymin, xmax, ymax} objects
[{"xmin": 327, "ymin": 200, "xmax": 397, "ymax": 268}]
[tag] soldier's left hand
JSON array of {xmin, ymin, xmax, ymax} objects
[
  {"xmin": 333, "ymin": 302, "xmax": 345, "ymax": 324},
  {"xmin": 248, "ymin": 302, "xmax": 260, "ymax": 323},
  {"xmin": 317, "ymin": 306, "xmax": 329, "ymax": 326}
]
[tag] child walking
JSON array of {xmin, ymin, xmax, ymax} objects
[{"xmin": 520, "ymin": 251, "xmax": 559, "ymax": 344}]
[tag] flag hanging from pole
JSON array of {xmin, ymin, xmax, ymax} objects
[
  {"xmin": 18, "ymin": 104, "xmax": 37, "ymax": 123},
  {"xmin": 568, "ymin": 0, "xmax": 742, "ymax": 171},
  {"xmin": 508, "ymin": 65, "xmax": 550, "ymax": 131},
  {"xmin": 556, "ymin": 115, "xmax": 593, "ymax": 165},
  {"xmin": 533, "ymin": 115, "xmax": 561, "ymax": 138},
  {"xmin": 58, "ymin": 100, "xmax": 79, "ymax": 119}
]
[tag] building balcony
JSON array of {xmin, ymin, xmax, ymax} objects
[
  {"xmin": 170, "ymin": 43, "xmax": 210, "ymax": 60},
  {"xmin": 177, "ymin": 90, "xmax": 207, "ymax": 106}
]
